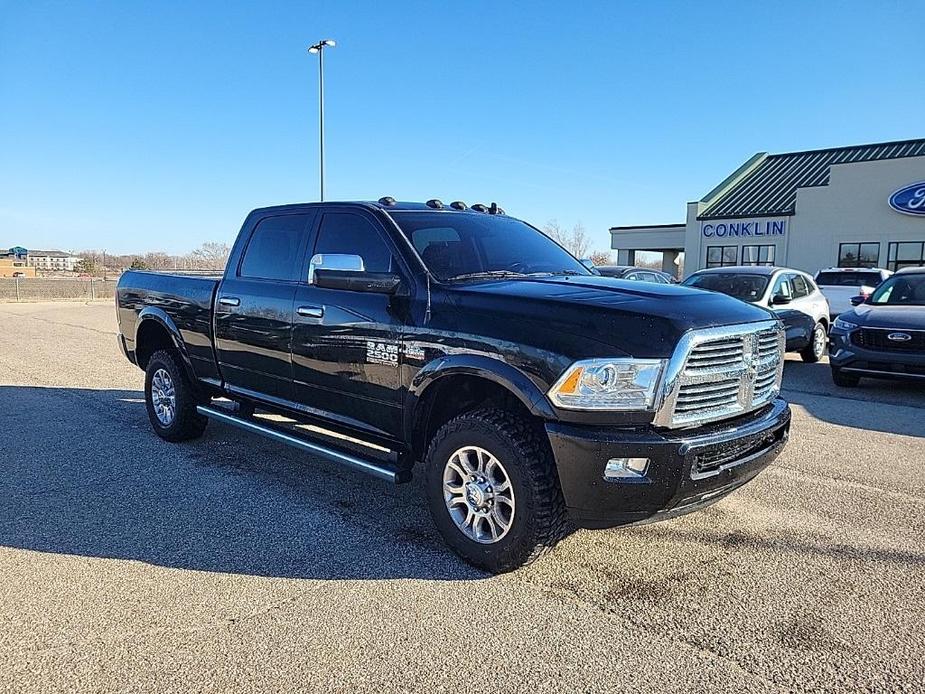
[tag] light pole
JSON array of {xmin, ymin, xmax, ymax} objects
[{"xmin": 307, "ymin": 38, "xmax": 336, "ymax": 201}]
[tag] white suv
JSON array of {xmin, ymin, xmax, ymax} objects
[
  {"xmin": 683, "ymin": 266, "xmax": 831, "ymax": 362},
  {"xmin": 814, "ymin": 268, "xmax": 892, "ymax": 319}
]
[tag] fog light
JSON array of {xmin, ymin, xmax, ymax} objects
[{"xmin": 604, "ymin": 457, "xmax": 650, "ymax": 480}]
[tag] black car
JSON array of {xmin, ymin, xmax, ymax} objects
[
  {"xmin": 115, "ymin": 199, "xmax": 790, "ymax": 572},
  {"xmin": 593, "ymin": 265, "xmax": 677, "ymax": 284},
  {"xmin": 828, "ymin": 266, "xmax": 925, "ymax": 386}
]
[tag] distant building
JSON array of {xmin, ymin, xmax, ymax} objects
[
  {"xmin": 611, "ymin": 138, "xmax": 925, "ymax": 278},
  {"xmin": 0, "ymin": 257, "xmax": 36, "ymax": 278},
  {"xmin": 26, "ymin": 250, "xmax": 83, "ymax": 272}
]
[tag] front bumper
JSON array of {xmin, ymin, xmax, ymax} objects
[
  {"xmin": 829, "ymin": 330, "xmax": 925, "ymax": 380},
  {"xmin": 546, "ymin": 398, "xmax": 791, "ymax": 528}
]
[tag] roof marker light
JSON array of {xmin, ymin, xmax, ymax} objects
[
  {"xmin": 450, "ymin": 201, "xmax": 467, "ymax": 210},
  {"xmin": 378, "ymin": 196, "xmax": 396, "ymax": 206},
  {"xmin": 426, "ymin": 199, "xmax": 444, "ymax": 209},
  {"xmin": 471, "ymin": 203, "xmax": 488, "ymax": 213}
]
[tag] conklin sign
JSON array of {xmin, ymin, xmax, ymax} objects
[{"xmin": 701, "ymin": 219, "xmax": 787, "ymax": 238}]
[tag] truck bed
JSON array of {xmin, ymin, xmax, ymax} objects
[{"xmin": 116, "ymin": 270, "xmax": 222, "ymax": 383}]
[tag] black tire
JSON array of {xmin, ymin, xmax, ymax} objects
[
  {"xmin": 831, "ymin": 367, "xmax": 860, "ymax": 388},
  {"xmin": 144, "ymin": 349, "xmax": 208, "ymax": 442},
  {"xmin": 800, "ymin": 321, "xmax": 827, "ymax": 363},
  {"xmin": 424, "ymin": 408, "xmax": 568, "ymax": 573}
]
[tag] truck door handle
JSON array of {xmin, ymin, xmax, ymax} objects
[
  {"xmin": 218, "ymin": 296, "xmax": 240, "ymax": 307},
  {"xmin": 297, "ymin": 305, "xmax": 324, "ymax": 319}
]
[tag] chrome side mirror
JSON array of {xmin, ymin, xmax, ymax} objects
[{"xmin": 308, "ymin": 253, "xmax": 364, "ymax": 284}]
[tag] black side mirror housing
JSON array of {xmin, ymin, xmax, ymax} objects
[
  {"xmin": 313, "ymin": 269, "xmax": 402, "ymax": 295},
  {"xmin": 849, "ymin": 295, "xmax": 866, "ymax": 306},
  {"xmin": 771, "ymin": 294, "xmax": 791, "ymax": 306}
]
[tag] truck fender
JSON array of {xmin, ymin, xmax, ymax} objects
[
  {"xmin": 407, "ymin": 354, "xmax": 557, "ymax": 424},
  {"xmin": 135, "ymin": 307, "xmax": 197, "ymax": 383}
]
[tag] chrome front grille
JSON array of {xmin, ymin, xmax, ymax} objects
[
  {"xmin": 654, "ymin": 320, "xmax": 784, "ymax": 428},
  {"xmin": 673, "ymin": 380, "xmax": 740, "ymax": 414}
]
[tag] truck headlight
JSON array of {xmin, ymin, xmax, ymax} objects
[
  {"xmin": 547, "ymin": 359, "xmax": 664, "ymax": 411},
  {"xmin": 833, "ymin": 317, "xmax": 859, "ymax": 331}
]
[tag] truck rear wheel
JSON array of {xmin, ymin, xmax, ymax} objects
[
  {"xmin": 144, "ymin": 349, "xmax": 208, "ymax": 442},
  {"xmin": 424, "ymin": 408, "xmax": 567, "ymax": 573}
]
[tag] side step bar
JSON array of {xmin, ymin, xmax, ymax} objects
[{"xmin": 196, "ymin": 405, "xmax": 410, "ymax": 484}]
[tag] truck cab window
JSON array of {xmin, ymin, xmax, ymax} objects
[
  {"xmin": 313, "ymin": 213, "xmax": 393, "ymax": 274},
  {"xmin": 239, "ymin": 214, "xmax": 309, "ymax": 281}
]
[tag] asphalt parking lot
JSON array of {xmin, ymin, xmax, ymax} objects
[{"xmin": 1, "ymin": 301, "xmax": 923, "ymax": 693}]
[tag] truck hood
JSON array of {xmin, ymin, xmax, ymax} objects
[
  {"xmin": 449, "ymin": 275, "xmax": 775, "ymax": 359},
  {"xmin": 849, "ymin": 304, "xmax": 925, "ymax": 330}
]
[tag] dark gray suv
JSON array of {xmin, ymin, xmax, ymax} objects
[{"xmin": 828, "ymin": 266, "xmax": 925, "ymax": 386}]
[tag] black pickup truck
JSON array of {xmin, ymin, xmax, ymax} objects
[{"xmin": 116, "ymin": 199, "xmax": 791, "ymax": 572}]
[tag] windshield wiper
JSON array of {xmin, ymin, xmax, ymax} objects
[
  {"xmin": 447, "ymin": 270, "xmax": 529, "ymax": 281},
  {"xmin": 527, "ymin": 270, "xmax": 585, "ymax": 277}
]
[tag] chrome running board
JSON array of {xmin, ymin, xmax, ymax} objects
[{"xmin": 196, "ymin": 405, "xmax": 409, "ymax": 484}]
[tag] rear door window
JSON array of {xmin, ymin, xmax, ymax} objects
[
  {"xmin": 790, "ymin": 274, "xmax": 810, "ymax": 298},
  {"xmin": 239, "ymin": 214, "xmax": 310, "ymax": 281}
]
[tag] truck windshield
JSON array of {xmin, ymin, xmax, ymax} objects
[
  {"xmin": 868, "ymin": 274, "xmax": 925, "ymax": 306},
  {"xmin": 389, "ymin": 211, "xmax": 590, "ymax": 281},
  {"xmin": 682, "ymin": 272, "xmax": 770, "ymax": 302}
]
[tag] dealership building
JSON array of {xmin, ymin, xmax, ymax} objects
[{"xmin": 611, "ymin": 138, "xmax": 925, "ymax": 278}]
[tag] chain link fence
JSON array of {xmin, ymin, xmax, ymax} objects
[{"xmin": 0, "ymin": 278, "xmax": 119, "ymax": 302}]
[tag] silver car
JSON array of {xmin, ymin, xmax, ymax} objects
[{"xmin": 683, "ymin": 266, "xmax": 831, "ymax": 362}]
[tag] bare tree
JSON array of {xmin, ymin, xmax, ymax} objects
[
  {"xmin": 143, "ymin": 252, "xmax": 173, "ymax": 270},
  {"xmin": 542, "ymin": 220, "xmax": 591, "ymax": 258},
  {"xmin": 635, "ymin": 256, "xmax": 664, "ymax": 271},
  {"xmin": 589, "ymin": 250, "xmax": 613, "ymax": 266},
  {"xmin": 190, "ymin": 242, "xmax": 231, "ymax": 270}
]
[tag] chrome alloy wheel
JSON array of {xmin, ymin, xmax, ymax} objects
[
  {"xmin": 150, "ymin": 368, "xmax": 177, "ymax": 426},
  {"xmin": 443, "ymin": 446, "xmax": 515, "ymax": 544},
  {"xmin": 813, "ymin": 324, "xmax": 827, "ymax": 358}
]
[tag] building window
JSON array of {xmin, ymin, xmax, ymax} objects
[
  {"xmin": 706, "ymin": 245, "xmax": 738, "ymax": 268},
  {"xmin": 838, "ymin": 242, "xmax": 880, "ymax": 268},
  {"xmin": 742, "ymin": 244, "xmax": 775, "ymax": 266},
  {"xmin": 887, "ymin": 241, "xmax": 925, "ymax": 272}
]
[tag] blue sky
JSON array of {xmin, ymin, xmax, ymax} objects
[{"xmin": 1, "ymin": 0, "xmax": 922, "ymax": 255}]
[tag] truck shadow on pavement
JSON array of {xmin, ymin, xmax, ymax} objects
[
  {"xmin": 0, "ymin": 385, "xmax": 486, "ymax": 581},
  {"xmin": 780, "ymin": 361, "xmax": 925, "ymax": 438}
]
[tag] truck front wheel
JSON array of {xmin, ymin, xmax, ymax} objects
[
  {"xmin": 144, "ymin": 349, "xmax": 208, "ymax": 442},
  {"xmin": 424, "ymin": 408, "xmax": 567, "ymax": 573}
]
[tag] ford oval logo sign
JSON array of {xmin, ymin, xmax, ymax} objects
[
  {"xmin": 887, "ymin": 332, "xmax": 912, "ymax": 342},
  {"xmin": 889, "ymin": 181, "xmax": 925, "ymax": 216}
]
